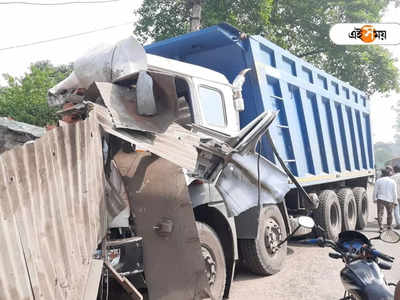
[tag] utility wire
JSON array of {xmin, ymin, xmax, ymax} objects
[
  {"xmin": 0, "ymin": 21, "xmax": 133, "ymax": 52},
  {"xmin": 0, "ymin": 0, "xmax": 120, "ymax": 5}
]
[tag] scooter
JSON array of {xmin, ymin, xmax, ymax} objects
[{"xmin": 292, "ymin": 216, "xmax": 400, "ymax": 300}]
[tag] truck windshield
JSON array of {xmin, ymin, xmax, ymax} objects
[{"xmin": 198, "ymin": 86, "xmax": 226, "ymax": 127}]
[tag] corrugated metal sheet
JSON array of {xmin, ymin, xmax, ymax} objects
[
  {"xmin": 0, "ymin": 113, "xmax": 106, "ymax": 300},
  {"xmin": 0, "ymin": 117, "xmax": 46, "ymax": 154},
  {"xmin": 0, "ymin": 117, "xmax": 45, "ymax": 138}
]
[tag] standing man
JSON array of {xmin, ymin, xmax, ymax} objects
[
  {"xmin": 373, "ymin": 167, "xmax": 397, "ymax": 231},
  {"xmin": 391, "ymin": 165, "xmax": 400, "ymax": 230}
]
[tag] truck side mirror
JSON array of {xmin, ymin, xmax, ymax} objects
[
  {"xmin": 136, "ymin": 71, "xmax": 157, "ymax": 116},
  {"xmin": 298, "ymin": 216, "xmax": 315, "ymax": 229},
  {"xmin": 232, "ymin": 68, "xmax": 251, "ymax": 111}
]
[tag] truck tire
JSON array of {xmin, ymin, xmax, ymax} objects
[
  {"xmin": 197, "ymin": 222, "xmax": 226, "ymax": 300},
  {"xmin": 315, "ymin": 190, "xmax": 342, "ymax": 241},
  {"xmin": 337, "ymin": 188, "xmax": 357, "ymax": 231},
  {"xmin": 238, "ymin": 205, "xmax": 287, "ymax": 276},
  {"xmin": 353, "ymin": 187, "xmax": 368, "ymax": 229}
]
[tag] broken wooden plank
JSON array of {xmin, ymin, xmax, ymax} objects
[
  {"xmin": 104, "ymin": 262, "xmax": 143, "ymax": 300},
  {"xmin": 84, "ymin": 259, "xmax": 104, "ymax": 300}
]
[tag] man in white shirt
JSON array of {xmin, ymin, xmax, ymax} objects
[
  {"xmin": 374, "ymin": 167, "xmax": 397, "ymax": 230},
  {"xmin": 391, "ymin": 165, "xmax": 400, "ymax": 229}
]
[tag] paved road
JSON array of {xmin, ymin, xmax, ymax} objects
[{"xmin": 230, "ymin": 191, "xmax": 400, "ymax": 300}]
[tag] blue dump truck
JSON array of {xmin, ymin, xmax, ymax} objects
[
  {"xmin": 144, "ymin": 23, "xmax": 374, "ymax": 297},
  {"xmin": 42, "ymin": 23, "xmax": 375, "ymax": 299}
]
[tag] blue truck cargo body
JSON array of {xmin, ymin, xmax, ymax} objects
[{"xmin": 145, "ymin": 23, "xmax": 374, "ymax": 187}]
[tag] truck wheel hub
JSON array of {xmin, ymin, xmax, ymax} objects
[
  {"xmin": 264, "ymin": 218, "xmax": 282, "ymax": 254},
  {"xmin": 202, "ymin": 247, "xmax": 217, "ymax": 286}
]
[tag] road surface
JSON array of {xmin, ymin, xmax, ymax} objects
[{"xmin": 230, "ymin": 189, "xmax": 399, "ymax": 300}]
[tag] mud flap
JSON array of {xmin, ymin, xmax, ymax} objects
[{"xmin": 116, "ymin": 152, "xmax": 210, "ymax": 300}]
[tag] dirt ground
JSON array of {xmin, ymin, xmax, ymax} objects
[{"xmin": 230, "ymin": 187, "xmax": 400, "ymax": 300}]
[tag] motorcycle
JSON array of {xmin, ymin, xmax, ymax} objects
[{"xmin": 292, "ymin": 216, "xmax": 400, "ymax": 300}]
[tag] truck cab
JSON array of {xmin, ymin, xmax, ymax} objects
[
  {"xmin": 147, "ymin": 54, "xmax": 241, "ymax": 135},
  {"xmin": 145, "ymin": 53, "xmax": 291, "ymax": 299}
]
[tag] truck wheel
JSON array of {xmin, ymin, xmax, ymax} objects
[
  {"xmin": 337, "ymin": 188, "xmax": 357, "ymax": 230},
  {"xmin": 238, "ymin": 205, "xmax": 287, "ymax": 276},
  {"xmin": 353, "ymin": 187, "xmax": 368, "ymax": 229},
  {"xmin": 197, "ymin": 222, "xmax": 226, "ymax": 300},
  {"xmin": 315, "ymin": 190, "xmax": 342, "ymax": 241}
]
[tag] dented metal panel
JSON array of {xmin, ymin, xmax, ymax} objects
[
  {"xmin": 114, "ymin": 152, "xmax": 210, "ymax": 300},
  {"xmin": 92, "ymin": 77, "xmax": 178, "ymax": 134},
  {"xmin": 0, "ymin": 114, "xmax": 106, "ymax": 300},
  {"xmin": 92, "ymin": 103, "xmax": 200, "ymax": 172},
  {"xmin": 48, "ymin": 37, "xmax": 147, "ymax": 107},
  {"xmin": 216, "ymin": 152, "xmax": 290, "ymax": 216}
]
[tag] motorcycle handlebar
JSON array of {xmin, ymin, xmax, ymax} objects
[
  {"xmin": 345, "ymin": 252, "xmax": 360, "ymax": 260},
  {"xmin": 371, "ymin": 249, "xmax": 394, "ymax": 263},
  {"xmin": 328, "ymin": 252, "xmax": 342, "ymax": 259},
  {"xmin": 378, "ymin": 262, "xmax": 392, "ymax": 270},
  {"xmin": 299, "ymin": 238, "xmax": 394, "ymax": 264}
]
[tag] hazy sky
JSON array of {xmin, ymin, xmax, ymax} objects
[
  {"xmin": 0, "ymin": 0, "xmax": 143, "ymax": 78},
  {"xmin": 369, "ymin": 2, "xmax": 400, "ymax": 143},
  {"xmin": 0, "ymin": 0, "xmax": 399, "ymax": 143}
]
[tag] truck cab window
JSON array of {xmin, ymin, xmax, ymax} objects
[{"xmin": 198, "ymin": 86, "xmax": 226, "ymax": 127}]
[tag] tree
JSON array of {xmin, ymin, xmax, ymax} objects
[
  {"xmin": 0, "ymin": 61, "xmax": 72, "ymax": 127},
  {"xmin": 134, "ymin": 0, "xmax": 273, "ymax": 43},
  {"xmin": 134, "ymin": 0, "xmax": 399, "ymax": 95},
  {"xmin": 265, "ymin": 0, "xmax": 399, "ymax": 95}
]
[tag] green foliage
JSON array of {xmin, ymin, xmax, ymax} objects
[
  {"xmin": 0, "ymin": 61, "xmax": 72, "ymax": 127},
  {"xmin": 134, "ymin": 0, "xmax": 399, "ymax": 95},
  {"xmin": 134, "ymin": 0, "xmax": 274, "ymax": 43},
  {"xmin": 266, "ymin": 0, "xmax": 399, "ymax": 95},
  {"xmin": 202, "ymin": 0, "xmax": 273, "ymax": 34},
  {"xmin": 134, "ymin": 0, "xmax": 190, "ymax": 43}
]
